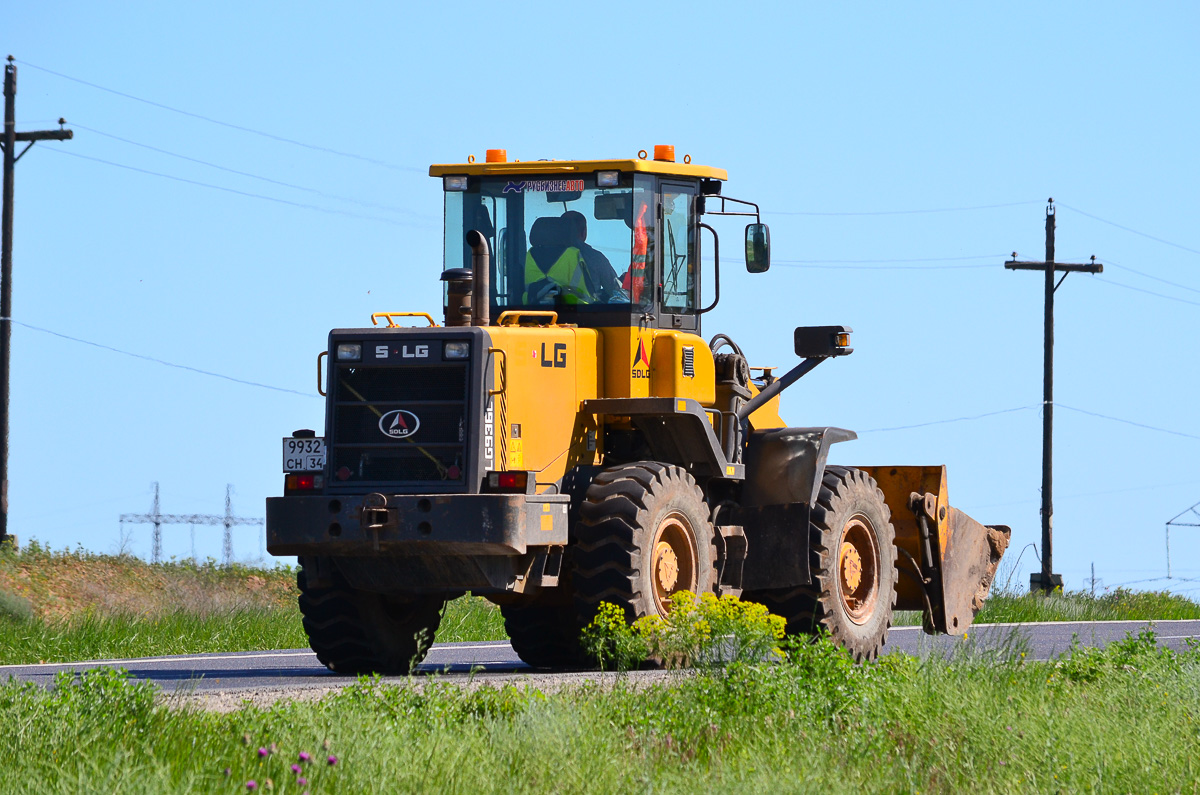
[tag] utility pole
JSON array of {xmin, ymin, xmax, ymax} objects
[
  {"xmin": 1165, "ymin": 499, "xmax": 1200, "ymax": 579},
  {"xmin": 1005, "ymin": 199, "xmax": 1102, "ymax": 594},
  {"xmin": 1, "ymin": 56, "xmax": 73, "ymax": 546}
]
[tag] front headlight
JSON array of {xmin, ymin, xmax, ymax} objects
[
  {"xmin": 336, "ymin": 343, "xmax": 362, "ymax": 361},
  {"xmin": 443, "ymin": 341, "xmax": 470, "ymax": 360}
]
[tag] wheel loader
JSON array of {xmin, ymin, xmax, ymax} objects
[{"xmin": 266, "ymin": 146, "xmax": 1010, "ymax": 672}]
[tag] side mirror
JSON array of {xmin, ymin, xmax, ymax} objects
[{"xmin": 745, "ymin": 224, "xmax": 771, "ymax": 273}]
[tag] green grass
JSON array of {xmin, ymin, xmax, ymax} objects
[
  {"xmin": 2, "ymin": 631, "xmax": 1197, "ymax": 793},
  {"xmin": 0, "ymin": 541, "xmax": 508, "ymax": 664},
  {"xmin": 3, "ymin": 542, "xmax": 1197, "ymax": 666},
  {"xmin": 0, "ymin": 596, "xmax": 506, "ymax": 666},
  {"xmin": 894, "ymin": 586, "xmax": 1200, "ymax": 626}
]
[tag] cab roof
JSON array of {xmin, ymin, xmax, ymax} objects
[{"xmin": 428, "ymin": 155, "xmax": 727, "ymax": 181}]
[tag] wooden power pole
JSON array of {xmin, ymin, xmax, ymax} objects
[
  {"xmin": 1, "ymin": 56, "xmax": 73, "ymax": 546},
  {"xmin": 1005, "ymin": 199, "xmax": 1102, "ymax": 594}
]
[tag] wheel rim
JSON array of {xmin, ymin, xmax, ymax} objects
[
  {"xmin": 650, "ymin": 511, "xmax": 698, "ymax": 615},
  {"xmin": 837, "ymin": 513, "xmax": 880, "ymax": 624}
]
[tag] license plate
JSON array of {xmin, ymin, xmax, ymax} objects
[{"xmin": 283, "ymin": 437, "xmax": 326, "ymax": 472}]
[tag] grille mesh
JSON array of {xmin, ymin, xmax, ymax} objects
[{"xmin": 330, "ymin": 363, "xmax": 470, "ymax": 486}]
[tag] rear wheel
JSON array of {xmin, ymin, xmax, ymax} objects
[
  {"xmin": 573, "ymin": 462, "xmax": 718, "ymax": 627},
  {"xmin": 297, "ymin": 562, "xmax": 445, "ymax": 675},
  {"xmin": 500, "ymin": 595, "xmax": 588, "ymax": 669},
  {"xmin": 745, "ymin": 466, "xmax": 897, "ymax": 661}
]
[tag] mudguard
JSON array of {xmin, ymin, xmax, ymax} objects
[{"xmin": 737, "ymin": 427, "xmax": 856, "ymax": 590}]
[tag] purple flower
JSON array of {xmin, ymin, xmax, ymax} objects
[
  {"xmin": 298, "ymin": 752, "xmax": 311, "ymax": 763},
  {"xmin": 327, "ymin": 755, "xmax": 338, "ymax": 766},
  {"xmin": 258, "ymin": 747, "xmax": 269, "ymax": 758},
  {"xmin": 246, "ymin": 782, "xmax": 257, "ymax": 791},
  {"xmin": 291, "ymin": 764, "xmax": 301, "ymax": 775},
  {"xmin": 298, "ymin": 779, "xmax": 308, "ymax": 786}
]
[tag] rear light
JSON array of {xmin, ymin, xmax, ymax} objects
[
  {"xmin": 286, "ymin": 473, "xmax": 324, "ymax": 491},
  {"xmin": 487, "ymin": 471, "xmax": 529, "ymax": 492}
]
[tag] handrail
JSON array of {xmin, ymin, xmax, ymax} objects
[
  {"xmin": 371, "ymin": 312, "xmax": 438, "ymax": 328},
  {"xmin": 496, "ymin": 310, "xmax": 559, "ymax": 326},
  {"xmin": 316, "ymin": 351, "xmax": 328, "ymax": 397},
  {"xmin": 487, "ymin": 347, "xmax": 509, "ymax": 470},
  {"xmin": 487, "ymin": 347, "xmax": 508, "ymax": 397}
]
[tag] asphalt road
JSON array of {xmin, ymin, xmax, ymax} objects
[{"xmin": 3, "ymin": 620, "xmax": 1197, "ymax": 698}]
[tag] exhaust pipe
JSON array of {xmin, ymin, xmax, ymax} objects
[{"xmin": 466, "ymin": 230, "xmax": 490, "ymax": 327}]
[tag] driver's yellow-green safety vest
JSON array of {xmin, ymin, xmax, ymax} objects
[{"xmin": 523, "ymin": 247, "xmax": 593, "ymax": 305}]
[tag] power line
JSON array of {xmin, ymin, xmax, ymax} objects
[
  {"xmin": 861, "ymin": 402, "xmax": 1200, "ymax": 441},
  {"xmin": 766, "ymin": 200, "xmax": 1040, "ymax": 217},
  {"xmin": 1088, "ymin": 274, "xmax": 1200, "ymax": 308},
  {"xmin": 969, "ymin": 476, "xmax": 1200, "ymax": 510},
  {"xmin": 16, "ymin": 59, "xmax": 422, "ymax": 173},
  {"xmin": 1057, "ymin": 203, "xmax": 1200, "ymax": 257},
  {"xmin": 43, "ymin": 147, "xmax": 425, "ymax": 228},
  {"xmin": 1056, "ymin": 403, "xmax": 1200, "ymax": 441},
  {"xmin": 1103, "ymin": 257, "xmax": 1200, "ymax": 296},
  {"xmin": 777, "ymin": 262, "xmax": 995, "ymax": 271},
  {"xmin": 709, "ymin": 254, "xmax": 1005, "ymax": 270},
  {"xmin": 861, "ymin": 405, "xmax": 1039, "ymax": 433},
  {"xmin": 70, "ymin": 122, "xmax": 428, "ymax": 219},
  {"xmin": 6, "ymin": 317, "xmax": 318, "ymax": 397}
]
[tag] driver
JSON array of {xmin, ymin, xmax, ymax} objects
[
  {"xmin": 523, "ymin": 215, "xmax": 594, "ymax": 305},
  {"xmin": 562, "ymin": 211, "xmax": 626, "ymax": 303}
]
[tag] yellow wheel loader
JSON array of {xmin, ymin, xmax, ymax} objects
[{"xmin": 266, "ymin": 146, "xmax": 1010, "ymax": 672}]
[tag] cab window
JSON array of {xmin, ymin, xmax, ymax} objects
[{"xmin": 660, "ymin": 183, "xmax": 697, "ymax": 313}]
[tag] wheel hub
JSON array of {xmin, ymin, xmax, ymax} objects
[
  {"xmin": 649, "ymin": 513, "xmax": 698, "ymax": 615},
  {"xmin": 654, "ymin": 541, "xmax": 680, "ymax": 592},
  {"xmin": 840, "ymin": 542, "xmax": 863, "ymax": 592},
  {"xmin": 838, "ymin": 515, "xmax": 880, "ymax": 624}
]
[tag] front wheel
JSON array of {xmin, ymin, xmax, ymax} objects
[
  {"xmin": 746, "ymin": 466, "xmax": 897, "ymax": 661},
  {"xmin": 572, "ymin": 462, "xmax": 718, "ymax": 626}
]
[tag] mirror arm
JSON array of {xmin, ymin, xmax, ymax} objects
[
  {"xmin": 703, "ymin": 195, "xmax": 761, "ymax": 224},
  {"xmin": 697, "ymin": 222, "xmax": 720, "ymax": 314}
]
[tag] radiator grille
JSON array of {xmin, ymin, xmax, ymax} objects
[{"xmin": 329, "ymin": 363, "xmax": 470, "ymax": 487}]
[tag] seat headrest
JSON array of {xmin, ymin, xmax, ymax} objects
[{"xmin": 529, "ymin": 216, "xmax": 570, "ymax": 248}]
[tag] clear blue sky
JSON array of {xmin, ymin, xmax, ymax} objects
[{"xmin": 7, "ymin": 2, "xmax": 1199, "ymax": 595}]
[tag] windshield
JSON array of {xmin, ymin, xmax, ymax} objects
[{"xmin": 444, "ymin": 173, "xmax": 656, "ymax": 312}]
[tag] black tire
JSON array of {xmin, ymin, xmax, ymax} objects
[
  {"xmin": 745, "ymin": 466, "xmax": 897, "ymax": 662},
  {"xmin": 297, "ymin": 562, "xmax": 445, "ymax": 675},
  {"xmin": 500, "ymin": 596, "xmax": 589, "ymax": 669},
  {"xmin": 573, "ymin": 462, "xmax": 718, "ymax": 626}
]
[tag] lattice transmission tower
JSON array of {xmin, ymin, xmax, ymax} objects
[{"xmin": 119, "ymin": 483, "xmax": 263, "ymax": 564}]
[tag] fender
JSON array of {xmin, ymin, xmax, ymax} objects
[{"xmin": 737, "ymin": 426, "xmax": 857, "ymax": 590}]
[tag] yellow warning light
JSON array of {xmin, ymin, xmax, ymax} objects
[
  {"xmin": 654, "ymin": 145, "xmax": 675, "ymax": 162},
  {"xmin": 835, "ymin": 332, "xmax": 851, "ymax": 348},
  {"xmin": 486, "ymin": 149, "xmax": 507, "ymax": 163}
]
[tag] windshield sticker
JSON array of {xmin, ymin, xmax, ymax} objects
[{"xmin": 502, "ymin": 179, "xmax": 585, "ymax": 194}]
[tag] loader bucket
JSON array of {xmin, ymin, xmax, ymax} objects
[{"xmin": 857, "ymin": 466, "xmax": 1011, "ymax": 635}]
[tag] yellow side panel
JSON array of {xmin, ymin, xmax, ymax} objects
[
  {"xmin": 599, "ymin": 327, "xmax": 716, "ymax": 405},
  {"xmin": 599, "ymin": 326, "xmax": 653, "ymax": 399},
  {"xmin": 745, "ymin": 380, "xmax": 786, "ymax": 430},
  {"xmin": 488, "ymin": 326, "xmax": 603, "ymax": 492},
  {"xmin": 650, "ymin": 333, "xmax": 715, "ymax": 406}
]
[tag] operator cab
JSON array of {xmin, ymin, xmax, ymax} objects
[{"xmin": 433, "ymin": 147, "xmax": 770, "ymax": 332}]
